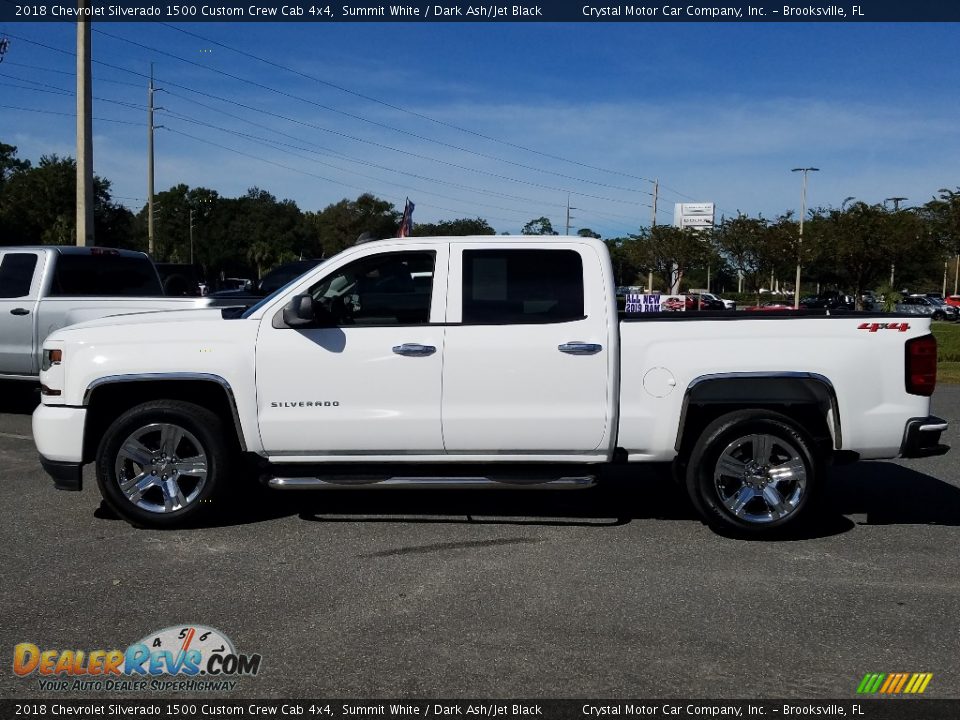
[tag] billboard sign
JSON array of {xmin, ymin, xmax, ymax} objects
[{"xmin": 674, "ymin": 202, "xmax": 715, "ymax": 230}]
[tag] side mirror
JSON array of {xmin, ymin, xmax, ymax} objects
[{"xmin": 282, "ymin": 294, "xmax": 316, "ymax": 327}]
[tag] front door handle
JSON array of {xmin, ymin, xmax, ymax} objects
[
  {"xmin": 392, "ymin": 343, "xmax": 436, "ymax": 357},
  {"xmin": 10, "ymin": 308, "xmax": 30, "ymax": 316},
  {"xmin": 559, "ymin": 342, "xmax": 602, "ymax": 355}
]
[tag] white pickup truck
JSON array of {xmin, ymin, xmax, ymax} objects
[
  {"xmin": 32, "ymin": 236, "xmax": 949, "ymax": 535},
  {"xmin": 0, "ymin": 246, "xmax": 213, "ymax": 380}
]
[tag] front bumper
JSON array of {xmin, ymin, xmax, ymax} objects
[
  {"xmin": 39, "ymin": 456, "xmax": 83, "ymax": 491},
  {"xmin": 33, "ymin": 404, "xmax": 87, "ymax": 490},
  {"xmin": 900, "ymin": 415, "xmax": 950, "ymax": 458}
]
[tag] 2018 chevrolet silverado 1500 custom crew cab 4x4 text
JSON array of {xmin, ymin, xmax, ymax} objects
[
  {"xmin": 0, "ymin": 246, "xmax": 216, "ymax": 381},
  {"xmin": 32, "ymin": 236, "xmax": 949, "ymax": 535}
]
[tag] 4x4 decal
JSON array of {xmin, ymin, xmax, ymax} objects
[{"xmin": 858, "ymin": 322, "xmax": 910, "ymax": 332}]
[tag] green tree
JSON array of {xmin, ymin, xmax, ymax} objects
[
  {"xmin": 0, "ymin": 153, "xmax": 130, "ymax": 247},
  {"xmin": 521, "ymin": 216, "xmax": 558, "ymax": 235},
  {"xmin": 923, "ymin": 188, "xmax": 960, "ymax": 295},
  {"xmin": 807, "ymin": 202, "xmax": 929, "ymax": 308},
  {"xmin": 577, "ymin": 228, "xmax": 601, "ymax": 239},
  {"xmin": 628, "ymin": 225, "xmax": 713, "ymax": 292},
  {"xmin": 412, "ymin": 217, "xmax": 496, "ymax": 236},
  {"xmin": 0, "ymin": 142, "xmax": 31, "ymax": 189},
  {"xmin": 305, "ymin": 193, "xmax": 400, "ymax": 257},
  {"xmin": 714, "ymin": 214, "xmax": 793, "ymax": 296}
]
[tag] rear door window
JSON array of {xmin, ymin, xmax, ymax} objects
[
  {"xmin": 461, "ymin": 249, "xmax": 584, "ymax": 324},
  {"xmin": 0, "ymin": 253, "xmax": 39, "ymax": 298}
]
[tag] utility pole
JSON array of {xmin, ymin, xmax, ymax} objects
[
  {"xmin": 792, "ymin": 167, "xmax": 819, "ymax": 308},
  {"xmin": 189, "ymin": 208, "xmax": 194, "ymax": 265},
  {"xmin": 884, "ymin": 197, "xmax": 906, "ymax": 287},
  {"xmin": 648, "ymin": 178, "xmax": 658, "ymax": 292},
  {"xmin": 148, "ymin": 63, "xmax": 159, "ymax": 256},
  {"xmin": 75, "ymin": 2, "xmax": 94, "ymax": 246},
  {"xmin": 565, "ymin": 193, "xmax": 576, "ymax": 235}
]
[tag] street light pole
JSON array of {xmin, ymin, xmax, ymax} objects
[
  {"xmin": 884, "ymin": 197, "xmax": 907, "ymax": 287},
  {"xmin": 189, "ymin": 208, "xmax": 194, "ymax": 265},
  {"xmin": 792, "ymin": 167, "xmax": 819, "ymax": 308}
]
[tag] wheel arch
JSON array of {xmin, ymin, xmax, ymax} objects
[
  {"xmin": 675, "ymin": 372, "xmax": 841, "ymax": 456},
  {"xmin": 82, "ymin": 373, "xmax": 247, "ymax": 463}
]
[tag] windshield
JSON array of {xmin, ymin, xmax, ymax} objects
[{"xmin": 240, "ymin": 257, "xmax": 332, "ymax": 319}]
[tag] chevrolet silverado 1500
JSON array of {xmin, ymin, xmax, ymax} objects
[
  {"xmin": 0, "ymin": 246, "xmax": 214, "ymax": 380},
  {"xmin": 32, "ymin": 236, "xmax": 949, "ymax": 535}
]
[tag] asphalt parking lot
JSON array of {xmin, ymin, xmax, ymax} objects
[{"xmin": 1, "ymin": 384, "xmax": 958, "ymax": 700}]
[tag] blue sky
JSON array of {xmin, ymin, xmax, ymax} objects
[{"xmin": 1, "ymin": 21, "xmax": 959, "ymax": 237}]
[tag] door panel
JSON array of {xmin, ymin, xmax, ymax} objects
[
  {"xmin": 441, "ymin": 243, "xmax": 610, "ymax": 453},
  {"xmin": 255, "ymin": 245, "xmax": 447, "ymax": 455},
  {"xmin": 0, "ymin": 251, "xmax": 42, "ymax": 375}
]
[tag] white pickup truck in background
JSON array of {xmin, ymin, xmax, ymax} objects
[
  {"xmin": 32, "ymin": 236, "xmax": 949, "ymax": 536},
  {"xmin": 0, "ymin": 246, "xmax": 214, "ymax": 380}
]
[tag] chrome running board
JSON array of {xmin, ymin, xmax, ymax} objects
[{"xmin": 267, "ymin": 476, "xmax": 596, "ymax": 490}]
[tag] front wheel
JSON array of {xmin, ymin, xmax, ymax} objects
[
  {"xmin": 96, "ymin": 400, "xmax": 232, "ymax": 528},
  {"xmin": 932, "ymin": 311, "xmax": 945, "ymax": 321},
  {"xmin": 684, "ymin": 410, "xmax": 824, "ymax": 536}
]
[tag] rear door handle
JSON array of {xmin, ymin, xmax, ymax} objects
[
  {"xmin": 392, "ymin": 343, "xmax": 436, "ymax": 357},
  {"xmin": 559, "ymin": 342, "xmax": 602, "ymax": 355},
  {"xmin": 10, "ymin": 308, "xmax": 30, "ymax": 316}
]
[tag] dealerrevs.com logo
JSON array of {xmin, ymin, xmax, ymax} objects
[{"xmin": 13, "ymin": 624, "xmax": 261, "ymax": 692}]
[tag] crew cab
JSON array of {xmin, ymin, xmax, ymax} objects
[
  {"xmin": 32, "ymin": 236, "xmax": 949, "ymax": 535},
  {"xmin": 0, "ymin": 246, "xmax": 215, "ymax": 380}
]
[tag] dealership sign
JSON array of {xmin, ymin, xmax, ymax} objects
[{"xmin": 674, "ymin": 202, "xmax": 715, "ymax": 230}]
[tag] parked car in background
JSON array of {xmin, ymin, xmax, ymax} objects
[
  {"xmin": 155, "ymin": 263, "xmax": 206, "ymax": 297},
  {"xmin": 946, "ymin": 295, "xmax": 960, "ymax": 308},
  {"xmin": 215, "ymin": 277, "xmax": 254, "ymax": 292},
  {"xmin": 895, "ymin": 295, "xmax": 959, "ymax": 321},
  {"xmin": 742, "ymin": 301, "xmax": 794, "ymax": 311},
  {"xmin": 688, "ymin": 290, "xmax": 735, "ymax": 310},
  {"xmin": 0, "ymin": 246, "xmax": 215, "ymax": 380},
  {"xmin": 208, "ymin": 259, "xmax": 324, "ymax": 307},
  {"xmin": 799, "ymin": 291, "xmax": 854, "ymax": 310},
  {"xmin": 686, "ymin": 293, "xmax": 726, "ymax": 311},
  {"xmin": 861, "ymin": 291, "xmax": 882, "ymax": 311}
]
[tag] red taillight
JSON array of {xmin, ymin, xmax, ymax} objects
[{"xmin": 905, "ymin": 334, "xmax": 937, "ymax": 396}]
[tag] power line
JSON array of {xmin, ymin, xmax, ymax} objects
[
  {"xmin": 94, "ymin": 28, "xmax": 653, "ymax": 197},
  {"xmin": 159, "ymin": 97, "xmax": 649, "ymax": 222},
  {"xmin": 0, "ymin": 103, "xmax": 141, "ymax": 125},
  {"xmin": 0, "ymin": 29, "xmax": 713, "ymax": 212},
  {"xmin": 3, "ymin": 60, "xmax": 143, "ymax": 88},
  {"xmin": 0, "ymin": 77, "xmax": 148, "ymax": 112},
  {"xmin": 162, "ymin": 110, "xmax": 641, "ymax": 231},
  {"xmin": 143, "ymin": 74, "xmax": 645, "ymax": 207},
  {"xmin": 162, "ymin": 23, "xmax": 662, "ymax": 188},
  {"xmin": 162, "ymin": 127, "xmax": 536, "ymax": 227},
  {"xmin": 1, "ymin": 29, "xmax": 647, "ymax": 232}
]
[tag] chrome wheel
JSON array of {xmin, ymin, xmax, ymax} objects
[
  {"xmin": 114, "ymin": 422, "xmax": 208, "ymax": 514},
  {"xmin": 713, "ymin": 433, "xmax": 807, "ymax": 525}
]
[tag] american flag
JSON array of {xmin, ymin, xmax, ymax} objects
[{"xmin": 398, "ymin": 197, "xmax": 415, "ymax": 237}]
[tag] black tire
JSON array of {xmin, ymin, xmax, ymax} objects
[
  {"xmin": 96, "ymin": 400, "xmax": 233, "ymax": 528},
  {"xmin": 684, "ymin": 410, "xmax": 824, "ymax": 536},
  {"xmin": 932, "ymin": 311, "xmax": 944, "ymax": 321}
]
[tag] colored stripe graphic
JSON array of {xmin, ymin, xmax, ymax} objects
[
  {"xmin": 857, "ymin": 672, "xmax": 932, "ymax": 694},
  {"xmin": 857, "ymin": 673, "xmax": 885, "ymax": 694}
]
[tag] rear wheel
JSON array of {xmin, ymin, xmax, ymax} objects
[
  {"xmin": 96, "ymin": 400, "xmax": 232, "ymax": 528},
  {"xmin": 685, "ymin": 410, "xmax": 823, "ymax": 536},
  {"xmin": 932, "ymin": 311, "xmax": 945, "ymax": 321}
]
